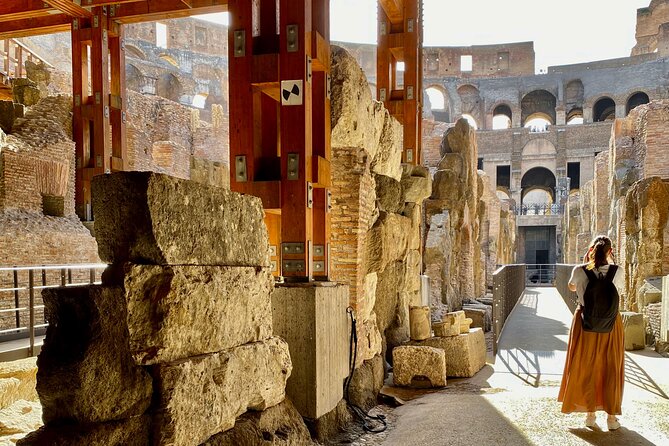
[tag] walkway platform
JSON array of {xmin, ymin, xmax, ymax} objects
[{"xmin": 359, "ymin": 287, "xmax": 669, "ymax": 446}]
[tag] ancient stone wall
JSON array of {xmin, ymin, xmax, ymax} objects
[
  {"xmin": 19, "ymin": 172, "xmax": 304, "ymax": 446},
  {"xmin": 424, "ymin": 119, "xmax": 516, "ymax": 319}
]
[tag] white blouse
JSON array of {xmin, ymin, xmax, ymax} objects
[{"xmin": 568, "ymin": 264, "xmax": 625, "ymax": 306}]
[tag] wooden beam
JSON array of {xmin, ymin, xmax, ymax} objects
[
  {"xmin": 43, "ymin": 0, "xmax": 93, "ymax": 18},
  {"xmin": 379, "ymin": 0, "xmax": 403, "ymax": 25}
]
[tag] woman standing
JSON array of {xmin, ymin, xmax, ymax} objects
[{"xmin": 558, "ymin": 235, "xmax": 625, "ymax": 430}]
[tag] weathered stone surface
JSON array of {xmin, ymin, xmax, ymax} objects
[
  {"xmin": 93, "ymin": 172, "xmax": 269, "ymax": 267},
  {"xmin": 375, "ymin": 174, "xmax": 404, "ymax": 213},
  {"xmin": 16, "ymin": 415, "xmax": 150, "ymax": 446},
  {"xmin": 373, "ymin": 111, "xmax": 403, "ymax": 180},
  {"xmin": 0, "ymin": 400, "xmax": 42, "ymax": 441},
  {"xmin": 464, "ymin": 308, "xmax": 486, "ymax": 331},
  {"xmin": 409, "ymin": 306, "xmax": 431, "ymax": 341},
  {"xmin": 621, "ymin": 312, "xmax": 646, "ymax": 350},
  {"xmin": 152, "ymin": 337, "xmax": 292, "ymax": 446},
  {"xmin": 408, "ymin": 328, "xmax": 486, "ymax": 378},
  {"xmin": 663, "ymin": 276, "xmax": 669, "ymax": 343},
  {"xmin": 303, "ymin": 399, "xmax": 352, "ymax": 444},
  {"xmin": 201, "ymin": 399, "xmax": 313, "ymax": 446},
  {"xmin": 346, "ymin": 354, "xmax": 384, "ymax": 412},
  {"xmin": 13, "ymin": 84, "xmax": 42, "ymax": 107},
  {"xmin": 37, "ymin": 286, "xmax": 152, "ymax": 424},
  {"xmin": 392, "ymin": 346, "xmax": 447, "ymax": 387},
  {"xmin": 401, "ymin": 165, "xmax": 432, "ymax": 204},
  {"xmin": 0, "ymin": 357, "xmax": 37, "ymax": 409},
  {"xmin": 403, "ymin": 203, "xmax": 422, "ymax": 251},
  {"xmin": 432, "ymin": 321, "xmax": 458, "ymax": 337},
  {"xmin": 123, "ymin": 264, "xmax": 274, "ymax": 365},
  {"xmin": 638, "ymin": 278, "xmax": 663, "ymax": 309},
  {"xmin": 365, "ymin": 212, "xmax": 411, "ymax": 274}
]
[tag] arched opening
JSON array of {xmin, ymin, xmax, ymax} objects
[
  {"xmin": 192, "ymin": 93, "xmax": 208, "ymax": 109},
  {"xmin": 567, "ymin": 108, "xmax": 583, "ymax": 125},
  {"xmin": 626, "ymin": 92, "xmax": 650, "ymax": 115},
  {"xmin": 461, "ymin": 114, "xmax": 478, "ymax": 130},
  {"xmin": 524, "ymin": 113, "xmax": 552, "ymax": 132},
  {"xmin": 426, "ymin": 87, "xmax": 445, "ymax": 110},
  {"xmin": 521, "ymin": 90, "xmax": 556, "ymax": 126},
  {"xmin": 155, "ymin": 73, "xmax": 183, "ymax": 102},
  {"xmin": 496, "ymin": 188, "xmax": 511, "ymax": 201},
  {"xmin": 521, "ymin": 167, "xmax": 556, "ymax": 207},
  {"xmin": 492, "ymin": 104, "xmax": 512, "ymax": 130},
  {"xmin": 593, "ymin": 97, "xmax": 616, "ymax": 122}
]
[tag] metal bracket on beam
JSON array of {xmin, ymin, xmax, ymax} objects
[
  {"xmin": 282, "ymin": 243, "xmax": 305, "ymax": 255},
  {"xmin": 307, "ymin": 56, "xmax": 312, "ymax": 83},
  {"xmin": 380, "ymin": 21, "xmax": 387, "ymax": 36},
  {"xmin": 287, "ymin": 153, "xmax": 299, "ymax": 180},
  {"xmin": 313, "ymin": 261, "xmax": 325, "ymax": 272},
  {"xmin": 407, "ymin": 18, "xmax": 414, "ymax": 33},
  {"xmin": 235, "ymin": 155, "xmax": 247, "ymax": 182},
  {"xmin": 233, "ymin": 30, "xmax": 245, "ymax": 57},
  {"xmin": 287, "ymin": 25, "xmax": 298, "ymax": 53},
  {"xmin": 379, "ymin": 88, "xmax": 387, "ymax": 102},
  {"xmin": 283, "ymin": 260, "xmax": 306, "ymax": 273},
  {"xmin": 405, "ymin": 149, "xmax": 414, "ymax": 163},
  {"xmin": 307, "ymin": 182, "xmax": 313, "ymax": 208},
  {"xmin": 314, "ymin": 245, "xmax": 325, "ymax": 257},
  {"xmin": 407, "ymin": 86, "xmax": 414, "ymax": 100},
  {"xmin": 327, "ymin": 190, "xmax": 332, "ymax": 212}
]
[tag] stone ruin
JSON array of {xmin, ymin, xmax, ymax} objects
[
  {"xmin": 562, "ymin": 100, "xmax": 669, "ymax": 351},
  {"xmin": 424, "ymin": 118, "xmax": 517, "ymax": 320},
  {"xmin": 17, "ymin": 172, "xmax": 308, "ymax": 445}
]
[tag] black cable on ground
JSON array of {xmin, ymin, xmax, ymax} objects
[{"xmin": 344, "ymin": 306, "xmax": 387, "ymax": 434}]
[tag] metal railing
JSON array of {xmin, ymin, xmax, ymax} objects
[
  {"xmin": 516, "ymin": 203, "xmax": 564, "ymax": 216},
  {"xmin": 555, "ymin": 264, "xmax": 578, "ymax": 313},
  {"xmin": 0, "ymin": 264, "xmax": 107, "ymax": 359},
  {"xmin": 525, "ymin": 264, "xmax": 556, "ymax": 287},
  {"xmin": 492, "ymin": 264, "xmax": 526, "ymax": 354}
]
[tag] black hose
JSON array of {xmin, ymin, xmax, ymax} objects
[{"xmin": 344, "ymin": 306, "xmax": 387, "ymax": 434}]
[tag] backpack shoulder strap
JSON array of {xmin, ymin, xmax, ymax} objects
[
  {"xmin": 582, "ymin": 266, "xmax": 597, "ymax": 281},
  {"xmin": 605, "ymin": 264, "xmax": 619, "ymax": 281}
]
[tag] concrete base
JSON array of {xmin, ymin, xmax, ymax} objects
[
  {"xmin": 271, "ymin": 282, "xmax": 349, "ymax": 419},
  {"xmin": 407, "ymin": 328, "xmax": 486, "ymax": 378},
  {"xmin": 621, "ymin": 312, "xmax": 646, "ymax": 351}
]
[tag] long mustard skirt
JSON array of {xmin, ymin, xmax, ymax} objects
[{"xmin": 558, "ymin": 308, "xmax": 625, "ymax": 414}]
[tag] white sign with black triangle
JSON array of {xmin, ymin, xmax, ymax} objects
[{"xmin": 281, "ymin": 80, "xmax": 303, "ymax": 106}]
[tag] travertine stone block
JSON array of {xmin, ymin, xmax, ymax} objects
[
  {"xmin": 16, "ymin": 415, "xmax": 149, "ymax": 446},
  {"xmin": 0, "ymin": 400, "xmax": 42, "ymax": 441},
  {"xmin": 92, "ymin": 172, "xmax": 269, "ymax": 266},
  {"xmin": 408, "ymin": 328, "xmax": 486, "ymax": 377},
  {"xmin": 202, "ymin": 399, "xmax": 313, "ymax": 446},
  {"xmin": 621, "ymin": 312, "xmax": 646, "ymax": 351},
  {"xmin": 392, "ymin": 346, "xmax": 447, "ymax": 387},
  {"xmin": 0, "ymin": 357, "xmax": 37, "ymax": 409},
  {"xmin": 409, "ymin": 306, "xmax": 431, "ymax": 341},
  {"xmin": 460, "ymin": 317, "xmax": 473, "ymax": 334},
  {"xmin": 37, "ymin": 286, "xmax": 152, "ymax": 424},
  {"xmin": 464, "ymin": 308, "xmax": 486, "ymax": 330},
  {"xmin": 152, "ymin": 337, "xmax": 291, "ymax": 446},
  {"xmin": 365, "ymin": 212, "xmax": 411, "ymax": 274},
  {"xmin": 123, "ymin": 264, "xmax": 274, "ymax": 364},
  {"xmin": 271, "ymin": 283, "xmax": 349, "ymax": 419},
  {"xmin": 432, "ymin": 321, "xmax": 458, "ymax": 337},
  {"xmin": 401, "ymin": 166, "xmax": 432, "ymax": 204}
]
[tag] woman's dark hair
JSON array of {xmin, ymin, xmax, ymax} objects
[{"xmin": 585, "ymin": 235, "xmax": 613, "ymax": 270}]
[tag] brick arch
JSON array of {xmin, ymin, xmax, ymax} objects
[
  {"xmin": 521, "ymin": 90, "xmax": 556, "ymax": 126},
  {"xmin": 456, "ymin": 84, "xmax": 482, "ymax": 125},
  {"xmin": 625, "ymin": 90, "xmax": 651, "ymax": 115}
]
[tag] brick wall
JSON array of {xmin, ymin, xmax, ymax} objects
[{"xmin": 330, "ymin": 146, "xmax": 375, "ymax": 309}]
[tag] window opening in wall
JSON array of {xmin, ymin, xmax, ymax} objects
[
  {"xmin": 395, "ymin": 60, "xmax": 404, "ymax": 89},
  {"xmin": 192, "ymin": 93, "xmax": 208, "ymax": 109},
  {"xmin": 460, "ymin": 55, "xmax": 472, "ymax": 72},
  {"xmin": 567, "ymin": 108, "xmax": 583, "ymax": 125},
  {"xmin": 492, "ymin": 104, "xmax": 512, "ymax": 129},
  {"xmin": 477, "ymin": 158, "xmax": 484, "ymax": 170},
  {"xmin": 497, "ymin": 165, "xmax": 511, "ymax": 189},
  {"xmin": 626, "ymin": 92, "xmax": 650, "ymax": 115},
  {"xmin": 524, "ymin": 115, "xmax": 551, "ymax": 133},
  {"xmin": 156, "ymin": 22, "xmax": 168, "ymax": 48},
  {"xmin": 425, "ymin": 87, "xmax": 445, "ymax": 110},
  {"xmin": 567, "ymin": 162, "xmax": 580, "ymax": 190},
  {"xmin": 593, "ymin": 97, "xmax": 616, "ymax": 122},
  {"xmin": 461, "ymin": 114, "xmax": 477, "ymax": 129},
  {"xmin": 42, "ymin": 195, "xmax": 65, "ymax": 217}
]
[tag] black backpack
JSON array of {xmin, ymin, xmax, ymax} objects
[{"xmin": 581, "ymin": 265, "xmax": 619, "ymax": 333}]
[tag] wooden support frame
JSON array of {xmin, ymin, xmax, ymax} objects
[
  {"xmin": 377, "ymin": 0, "xmax": 422, "ymax": 165},
  {"xmin": 228, "ymin": 0, "xmax": 331, "ymax": 281},
  {"xmin": 71, "ymin": 7, "xmax": 127, "ymax": 220}
]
